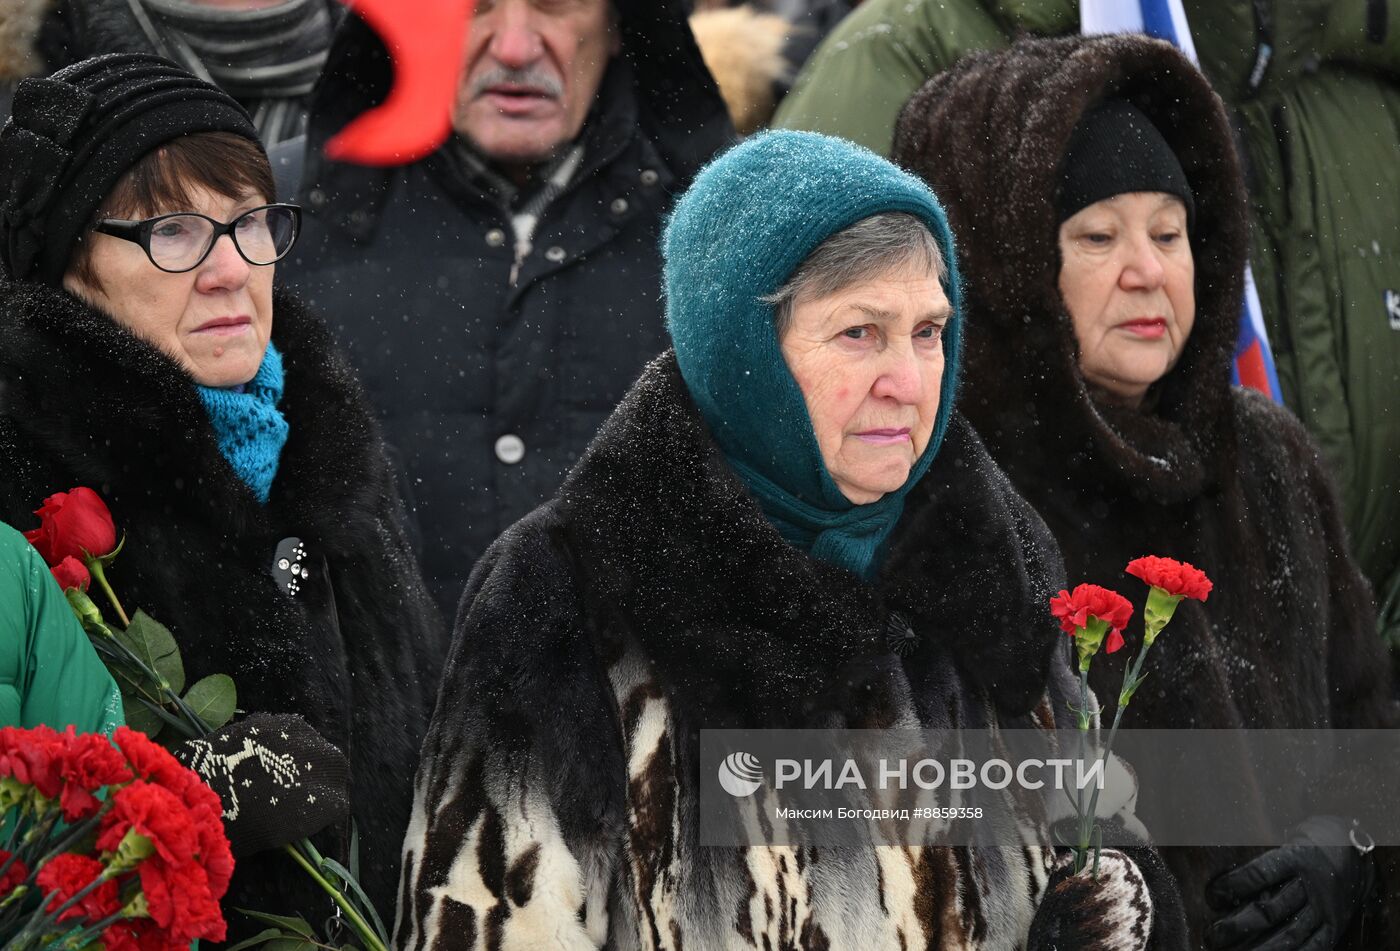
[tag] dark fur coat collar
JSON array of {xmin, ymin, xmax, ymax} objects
[
  {"xmin": 892, "ymin": 35, "xmax": 1249, "ymax": 502},
  {"xmin": 556, "ymin": 352, "xmax": 1063, "ymax": 727},
  {"xmin": 0, "ymin": 278, "xmax": 386, "ymax": 552}
]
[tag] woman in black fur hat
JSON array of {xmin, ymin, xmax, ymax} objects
[
  {"xmin": 892, "ymin": 33, "xmax": 1399, "ymax": 950},
  {"xmin": 0, "ymin": 53, "xmax": 445, "ymax": 936}
]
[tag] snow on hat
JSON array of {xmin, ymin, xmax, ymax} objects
[
  {"xmin": 0, "ymin": 53, "xmax": 261, "ymax": 286},
  {"xmin": 1056, "ymin": 98, "xmax": 1195, "ymax": 227},
  {"xmin": 662, "ymin": 130, "xmax": 963, "ymax": 579}
]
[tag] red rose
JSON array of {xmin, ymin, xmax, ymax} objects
[
  {"xmin": 0, "ymin": 725, "xmax": 67, "ymax": 799},
  {"xmin": 0, "ymin": 850, "xmax": 30, "ymax": 896},
  {"xmin": 1126, "ymin": 556, "xmax": 1213, "ymax": 601},
  {"xmin": 23, "ymin": 487, "xmax": 118, "ymax": 566},
  {"xmin": 96, "ymin": 782, "xmax": 197, "ymax": 867},
  {"xmin": 35, "ymin": 853, "xmax": 120, "ymax": 923},
  {"xmin": 49, "ymin": 556, "xmax": 91, "ymax": 593},
  {"xmin": 58, "ymin": 729, "xmax": 132, "ymax": 822},
  {"xmin": 1049, "ymin": 583, "xmax": 1133, "ymax": 653},
  {"xmin": 141, "ymin": 856, "xmax": 227, "ymax": 944}
]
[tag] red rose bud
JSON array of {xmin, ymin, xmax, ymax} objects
[
  {"xmin": 50, "ymin": 556, "xmax": 90, "ymax": 593},
  {"xmin": 23, "ymin": 488, "xmax": 118, "ymax": 567},
  {"xmin": 1049, "ymin": 584, "xmax": 1134, "ymax": 671},
  {"xmin": 1126, "ymin": 556, "xmax": 1213, "ymax": 643}
]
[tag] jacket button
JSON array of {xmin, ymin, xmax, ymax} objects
[
  {"xmin": 485, "ymin": 228, "xmax": 506, "ymax": 247},
  {"xmin": 545, "ymin": 245, "xmax": 566, "ymax": 262},
  {"xmin": 494, "ymin": 434, "xmax": 525, "ymax": 465},
  {"xmin": 610, "ymin": 197, "xmax": 629, "ymax": 215},
  {"xmin": 640, "ymin": 169, "xmax": 659, "ymax": 186}
]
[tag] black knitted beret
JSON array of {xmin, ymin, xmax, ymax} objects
[
  {"xmin": 1056, "ymin": 98, "xmax": 1195, "ymax": 228},
  {"xmin": 0, "ymin": 53, "xmax": 261, "ymax": 286}
]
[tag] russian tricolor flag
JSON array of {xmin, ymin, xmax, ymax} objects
[{"xmin": 1081, "ymin": 0, "xmax": 1284, "ymax": 402}]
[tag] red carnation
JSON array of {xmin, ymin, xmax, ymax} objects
[
  {"xmin": 1126, "ymin": 556, "xmax": 1213, "ymax": 601},
  {"xmin": 0, "ymin": 850, "xmax": 30, "ymax": 897},
  {"xmin": 112, "ymin": 728, "xmax": 193, "ymax": 796},
  {"xmin": 58, "ymin": 729, "xmax": 132, "ymax": 822},
  {"xmin": 103, "ymin": 917, "xmax": 190, "ymax": 951},
  {"xmin": 191, "ymin": 807, "xmax": 234, "ymax": 899},
  {"xmin": 1049, "ymin": 583, "xmax": 1133, "ymax": 645},
  {"xmin": 23, "ymin": 488, "xmax": 118, "ymax": 566},
  {"xmin": 96, "ymin": 782, "xmax": 197, "ymax": 867},
  {"xmin": 49, "ymin": 556, "xmax": 91, "ymax": 593},
  {"xmin": 0, "ymin": 725, "xmax": 67, "ymax": 800},
  {"xmin": 141, "ymin": 856, "xmax": 227, "ymax": 944},
  {"xmin": 35, "ymin": 853, "xmax": 120, "ymax": 923}
]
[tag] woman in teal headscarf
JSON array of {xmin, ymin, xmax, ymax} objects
[{"xmin": 397, "ymin": 130, "xmax": 1187, "ymax": 950}]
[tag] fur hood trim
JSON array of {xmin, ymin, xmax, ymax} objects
[
  {"xmin": 893, "ymin": 34, "xmax": 1249, "ymax": 502},
  {"xmin": 690, "ymin": 6, "xmax": 790, "ymax": 136},
  {"xmin": 0, "ymin": 0, "xmax": 49, "ymax": 82}
]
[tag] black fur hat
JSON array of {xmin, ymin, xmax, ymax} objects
[{"xmin": 0, "ymin": 53, "xmax": 260, "ymax": 286}]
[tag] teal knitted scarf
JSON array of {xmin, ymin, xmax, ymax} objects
[
  {"xmin": 664, "ymin": 131, "xmax": 963, "ymax": 580},
  {"xmin": 196, "ymin": 343, "xmax": 289, "ymax": 503}
]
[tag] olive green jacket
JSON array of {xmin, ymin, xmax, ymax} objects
[
  {"xmin": 776, "ymin": 0, "xmax": 1400, "ymax": 642},
  {"xmin": 0, "ymin": 522, "xmax": 123, "ymax": 734}
]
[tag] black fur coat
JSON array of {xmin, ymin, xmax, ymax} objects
[
  {"xmin": 893, "ymin": 33, "xmax": 1399, "ymax": 945},
  {"xmin": 396, "ymin": 352, "xmax": 1188, "ymax": 950},
  {"xmin": 0, "ymin": 278, "xmax": 445, "ymax": 935}
]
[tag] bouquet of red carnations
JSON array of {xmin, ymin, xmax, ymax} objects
[{"xmin": 0, "ymin": 724, "xmax": 232, "ymax": 950}]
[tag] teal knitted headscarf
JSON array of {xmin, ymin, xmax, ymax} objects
[{"xmin": 664, "ymin": 130, "xmax": 963, "ymax": 580}]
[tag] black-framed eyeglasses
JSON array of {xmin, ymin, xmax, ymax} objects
[{"xmin": 93, "ymin": 203, "xmax": 302, "ymax": 273}]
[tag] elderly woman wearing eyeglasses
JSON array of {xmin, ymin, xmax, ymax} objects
[{"xmin": 0, "ymin": 54, "xmax": 445, "ymax": 935}]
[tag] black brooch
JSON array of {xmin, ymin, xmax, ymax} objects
[
  {"xmin": 272, "ymin": 537, "xmax": 312, "ymax": 597},
  {"xmin": 886, "ymin": 611, "xmax": 920, "ymax": 657}
]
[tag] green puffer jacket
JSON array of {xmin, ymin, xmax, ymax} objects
[
  {"xmin": 1185, "ymin": 0, "xmax": 1400, "ymax": 646},
  {"xmin": 772, "ymin": 0, "xmax": 1075, "ymax": 153},
  {"xmin": 0, "ymin": 521, "xmax": 123, "ymax": 734},
  {"xmin": 776, "ymin": 0, "xmax": 1400, "ymax": 644}
]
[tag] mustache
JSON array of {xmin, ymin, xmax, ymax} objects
[{"xmin": 469, "ymin": 65, "xmax": 564, "ymax": 99}]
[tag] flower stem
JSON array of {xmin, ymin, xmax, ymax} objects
[
  {"xmin": 282, "ymin": 844, "xmax": 388, "ymax": 951},
  {"xmin": 1074, "ymin": 668, "xmax": 1091, "ymax": 874},
  {"xmin": 85, "ymin": 560, "xmax": 129, "ymax": 629}
]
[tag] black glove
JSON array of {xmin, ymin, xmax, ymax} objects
[
  {"xmin": 1205, "ymin": 816, "xmax": 1375, "ymax": 950},
  {"xmin": 174, "ymin": 712, "xmax": 352, "ymax": 858}
]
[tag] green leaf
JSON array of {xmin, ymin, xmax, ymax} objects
[
  {"xmin": 236, "ymin": 910, "xmax": 315, "ymax": 939},
  {"xmin": 224, "ymin": 928, "xmax": 288, "ymax": 951},
  {"xmin": 348, "ymin": 823, "xmax": 360, "ymax": 882},
  {"xmin": 184, "ymin": 675, "xmax": 237, "ymax": 731},
  {"xmin": 119, "ymin": 689, "xmax": 164, "ymax": 739},
  {"xmin": 264, "ymin": 938, "xmax": 317, "ymax": 951},
  {"xmin": 117, "ymin": 610, "xmax": 185, "ymax": 695}
]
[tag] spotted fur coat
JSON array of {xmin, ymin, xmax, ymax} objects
[{"xmin": 395, "ymin": 353, "xmax": 1186, "ymax": 950}]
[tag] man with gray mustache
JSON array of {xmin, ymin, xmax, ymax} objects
[{"xmin": 276, "ymin": 0, "xmax": 734, "ymax": 617}]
